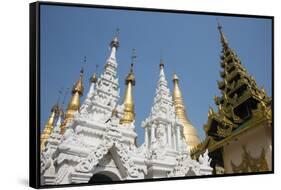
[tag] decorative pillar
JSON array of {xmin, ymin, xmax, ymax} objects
[
  {"xmin": 167, "ymin": 123, "xmax": 172, "ymax": 147},
  {"xmin": 173, "ymin": 127, "xmax": 176, "ymax": 149},
  {"xmin": 176, "ymin": 125, "xmax": 181, "ymax": 151},
  {"xmin": 145, "ymin": 127, "xmax": 149, "ymax": 146},
  {"xmin": 163, "ymin": 124, "xmax": 167, "ymax": 145},
  {"xmin": 151, "ymin": 123, "xmax": 156, "ymax": 144}
]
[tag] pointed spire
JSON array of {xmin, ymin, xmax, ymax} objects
[
  {"xmin": 172, "ymin": 73, "xmax": 200, "ymax": 149},
  {"xmin": 84, "ymin": 64, "xmax": 98, "ymax": 102},
  {"xmin": 126, "ymin": 48, "xmax": 136, "ymax": 85},
  {"xmin": 60, "ymin": 68, "xmax": 84, "ymax": 134},
  {"xmin": 72, "ymin": 68, "xmax": 84, "ymax": 95},
  {"xmin": 159, "ymin": 58, "xmax": 166, "ymax": 82},
  {"xmin": 148, "ymin": 58, "xmax": 172, "ymax": 118},
  {"xmin": 217, "ymin": 19, "xmax": 228, "ymax": 49},
  {"xmin": 110, "ymin": 28, "xmax": 120, "ymax": 49},
  {"xmin": 172, "ymin": 74, "xmax": 183, "ymax": 106},
  {"xmin": 86, "ymin": 31, "xmax": 121, "ymax": 123},
  {"xmin": 200, "ymin": 21, "xmax": 272, "ymax": 144},
  {"xmin": 40, "ymin": 104, "xmax": 59, "ymax": 151},
  {"xmin": 120, "ymin": 49, "xmax": 136, "ymax": 125},
  {"xmin": 81, "ymin": 58, "xmax": 98, "ymax": 112},
  {"xmin": 105, "ymin": 29, "xmax": 120, "ymax": 69}
]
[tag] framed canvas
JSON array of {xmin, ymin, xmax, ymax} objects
[{"xmin": 29, "ymin": 1, "xmax": 274, "ymax": 188}]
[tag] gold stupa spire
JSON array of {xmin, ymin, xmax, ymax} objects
[
  {"xmin": 60, "ymin": 68, "xmax": 84, "ymax": 134},
  {"xmin": 120, "ymin": 49, "xmax": 136, "ymax": 125},
  {"xmin": 40, "ymin": 104, "xmax": 58, "ymax": 151},
  {"xmin": 172, "ymin": 73, "xmax": 200, "ymax": 149}
]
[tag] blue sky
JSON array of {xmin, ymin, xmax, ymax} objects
[{"xmin": 40, "ymin": 5, "xmax": 272, "ymax": 145}]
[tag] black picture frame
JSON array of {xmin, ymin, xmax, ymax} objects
[{"xmin": 29, "ymin": 1, "xmax": 274, "ymax": 189}]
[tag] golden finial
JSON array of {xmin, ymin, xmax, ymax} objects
[
  {"xmin": 125, "ymin": 48, "xmax": 136, "ymax": 85},
  {"xmin": 120, "ymin": 49, "xmax": 136, "ymax": 125},
  {"xmin": 72, "ymin": 67, "xmax": 84, "ymax": 95},
  {"xmin": 60, "ymin": 67, "xmax": 84, "ymax": 134},
  {"xmin": 172, "ymin": 73, "xmax": 200, "ymax": 149},
  {"xmin": 90, "ymin": 73, "xmax": 97, "ymax": 83},
  {"xmin": 40, "ymin": 104, "xmax": 59, "ymax": 151},
  {"xmin": 90, "ymin": 64, "xmax": 99, "ymax": 83}
]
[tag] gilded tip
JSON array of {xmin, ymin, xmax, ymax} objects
[
  {"xmin": 125, "ymin": 71, "xmax": 135, "ymax": 85},
  {"xmin": 72, "ymin": 69, "xmax": 84, "ymax": 95},
  {"xmin": 90, "ymin": 73, "xmax": 98, "ymax": 83}
]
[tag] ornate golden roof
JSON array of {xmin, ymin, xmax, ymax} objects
[
  {"xmin": 172, "ymin": 73, "xmax": 200, "ymax": 149},
  {"xmin": 191, "ymin": 22, "xmax": 272, "ymax": 157}
]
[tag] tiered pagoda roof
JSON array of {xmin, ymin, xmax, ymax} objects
[{"xmin": 191, "ymin": 22, "xmax": 272, "ymax": 156}]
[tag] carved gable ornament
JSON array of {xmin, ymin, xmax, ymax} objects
[{"xmin": 231, "ymin": 146, "xmax": 269, "ymax": 173}]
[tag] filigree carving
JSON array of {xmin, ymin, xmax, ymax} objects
[
  {"xmin": 217, "ymin": 125, "xmax": 232, "ymax": 138},
  {"xmin": 74, "ymin": 138, "xmax": 142, "ymax": 178},
  {"xmin": 115, "ymin": 142, "xmax": 140, "ymax": 177},
  {"xmin": 231, "ymin": 146, "xmax": 269, "ymax": 173},
  {"xmin": 41, "ymin": 151, "xmax": 54, "ymax": 175},
  {"xmin": 168, "ymin": 154, "xmax": 200, "ymax": 177},
  {"xmin": 75, "ymin": 142, "xmax": 111, "ymax": 173}
]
